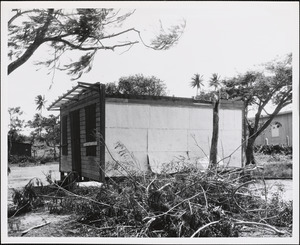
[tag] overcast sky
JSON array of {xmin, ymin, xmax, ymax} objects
[{"xmin": 1, "ymin": 1, "xmax": 299, "ymax": 133}]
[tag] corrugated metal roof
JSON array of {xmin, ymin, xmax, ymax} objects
[
  {"xmin": 47, "ymin": 82, "xmax": 100, "ymax": 111},
  {"xmin": 248, "ymin": 110, "xmax": 292, "ymax": 120}
]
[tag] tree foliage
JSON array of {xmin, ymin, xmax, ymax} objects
[
  {"xmin": 224, "ymin": 53, "xmax": 292, "ymax": 164},
  {"xmin": 196, "ymin": 90, "xmax": 229, "ymax": 101},
  {"xmin": 209, "ymin": 73, "xmax": 221, "ymax": 91},
  {"xmin": 28, "ymin": 114, "xmax": 60, "ymax": 158},
  {"xmin": 106, "ymin": 74, "xmax": 168, "ymax": 96},
  {"xmin": 190, "ymin": 73, "xmax": 204, "ymax": 97},
  {"xmin": 27, "ymin": 113, "xmax": 44, "ymax": 141},
  {"xmin": 35, "ymin": 94, "xmax": 47, "ymax": 113},
  {"xmin": 8, "ymin": 107, "xmax": 25, "ymax": 142},
  {"xmin": 8, "ymin": 8, "xmax": 185, "ymax": 78}
]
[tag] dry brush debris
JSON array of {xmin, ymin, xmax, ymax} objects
[{"xmin": 10, "ymin": 164, "xmax": 290, "ymax": 237}]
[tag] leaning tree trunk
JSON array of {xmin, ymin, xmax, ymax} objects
[
  {"xmin": 209, "ymin": 98, "xmax": 219, "ymax": 169},
  {"xmin": 245, "ymin": 136, "xmax": 256, "ymax": 165}
]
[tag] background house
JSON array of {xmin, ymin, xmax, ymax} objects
[{"xmin": 252, "ymin": 110, "xmax": 292, "ymax": 146}]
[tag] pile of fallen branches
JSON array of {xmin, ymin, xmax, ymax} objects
[{"xmin": 45, "ymin": 165, "xmax": 292, "ymax": 237}]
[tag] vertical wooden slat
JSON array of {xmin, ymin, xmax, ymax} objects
[
  {"xmin": 70, "ymin": 109, "xmax": 81, "ymax": 178},
  {"xmin": 242, "ymin": 103, "xmax": 246, "ymax": 167},
  {"xmin": 85, "ymin": 103, "xmax": 97, "ymax": 156},
  {"xmin": 59, "ymin": 111, "xmax": 62, "ymax": 177},
  {"xmin": 99, "ymin": 84, "xmax": 106, "ymax": 181},
  {"xmin": 61, "ymin": 115, "xmax": 68, "ymax": 155}
]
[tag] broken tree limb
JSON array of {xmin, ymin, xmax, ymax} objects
[
  {"xmin": 143, "ymin": 192, "xmax": 203, "ymax": 221},
  {"xmin": 21, "ymin": 221, "xmax": 51, "ymax": 236},
  {"xmin": 191, "ymin": 220, "xmax": 220, "ymax": 237},
  {"xmin": 233, "ymin": 219, "xmax": 286, "ymax": 235}
]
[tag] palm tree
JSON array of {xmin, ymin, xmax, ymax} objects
[
  {"xmin": 190, "ymin": 73, "xmax": 204, "ymax": 97},
  {"xmin": 35, "ymin": 95, "xmax": 47, "ymax": 116},
  {"xmin": 209, "ymin": 73, "xmax": 221, "ymax": 168},
  {"xmin": 209, "ymin": 73, "xmax": 221, "ymax": 91},
  {"xmin": 35, "ymin": 95, "xmax": 46, "ymax": 138}
]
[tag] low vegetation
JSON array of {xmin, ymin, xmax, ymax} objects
[
  {"xmin": 254, "ymin": 145, "xmax": 292, "ymax": 156},
  {"xmin": 254, "ymin": 152, "xmax": 292, "ymax": 179},
  {"xmin": 8, "ymin": 155, "xmax": 58, "ymax": 165}
]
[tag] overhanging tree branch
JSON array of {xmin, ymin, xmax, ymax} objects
[
  {"xmin": 7, "ymin": 8, "xmax": 185, "ymax": 76},
  {"xmin": 44, "ymin": 36, "xmax": 139, "ymax": 51},
  {"xmin": 8, "ymin": 9, "xmax": 54, "ymax": 75},
  {"xmin": 8, "ymin": 9, "xmax": 43, "ymax": 26}
]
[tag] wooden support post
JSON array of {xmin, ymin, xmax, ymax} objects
[
  {"xmin": 60, "ymin": 172, "xmax": 65, "ymax": 181},
  {"xmin": 241, "ymin": 103, "xmax": 246, "ymax": 167},
  {"xmin": 265, "ymin": 138, "xmax": 269, "ymax": 145},
  {"xmin": 99, "ymin": 84, "xmax": 106, "ymax": 182},
  {"xmin": 286, "ymin": 135, "xmax": 290, "ymax": 146}
]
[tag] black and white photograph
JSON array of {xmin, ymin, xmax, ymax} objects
[{"xmin": 1, "ymin": 1, "xmax": 299, "ymax": 244}]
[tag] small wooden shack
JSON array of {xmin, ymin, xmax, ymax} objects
[
  {"xmin": 8, "ymin": 141, "xmax": 32, "ymax": 157},
  {"xmin": 48, "ymin": 82, "xmax": 244, "ymax": 182}
]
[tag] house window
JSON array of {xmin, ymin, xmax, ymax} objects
[
  {"xmin": 85, "ymin": 103, "xmax": 97, "ymax": 156},
  {"xmin": 61, "ymin": 115, "xmax": 68, "ymax": 155},
  {"xmin": 271, "ymin": 121, "xmax": 282, "ymax": 137}
]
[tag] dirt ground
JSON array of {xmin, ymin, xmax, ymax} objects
[
  {"xmin": 6, "ymin": 162, "xmax": 106, "ymax": 238},
  {"xmin": 8, "ymin": 208, "xmax": 74, "ymax": 237},
  {"xmin": 7, "ymin": 162, "xmax": 60, "ymax": 206},
  {"xmin": 8, "ymin": 162, "xmax": 60, "ymax": 189}
]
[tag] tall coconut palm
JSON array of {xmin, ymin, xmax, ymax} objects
[
  {"xmin": 190, "ymin": 73, "xmax": 204, "ymax": 97},
  {"xmin": 35, "ymin": 95, "xmax": 47, "ymax": 116},
  {"xmin": 35, "ymin": 95, "xmax": 46, "ymax": 138},
  {"xmin": 209, "ymin": 73, "xmax": 221, "ymax": 91},
  {"xmin": 209, "ymin": 73, "xmax": 221, "ymax": 168}
]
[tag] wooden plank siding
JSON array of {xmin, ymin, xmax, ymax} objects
[{"xmin": 60, "ymin": 89, "xmax": 102, "ymax": 181}]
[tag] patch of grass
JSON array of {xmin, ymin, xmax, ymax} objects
[
  {"xmin": 255, "ymin": 153, "xmax": 292, "ymax": 179},
  {"xmin": 8, "ymin": 155, "xmax": 37, "ymax": 164},
  {"xmin": 263, "ymin": 163, "xmax": 292, "ymax": 179}
]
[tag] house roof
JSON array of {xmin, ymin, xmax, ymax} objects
[
  {"xmin": 48, "ymin": 82, "xmax": 244, "ymax": 111},
  {"xmin": 248, "ymin": 110, "xmax": 292, "ymax": 120},
  {"xmin": 47, "ymin": 82, "xmax": 100, "ymax": 111},
  {"xmin": 260, "ymin": 110, "xmax": 292, "ymax": 119}
]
